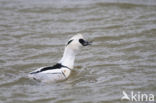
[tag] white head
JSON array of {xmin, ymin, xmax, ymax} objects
[{"xmin": 66, "ymin": 33, "xmax": 91, "ymax": 51}]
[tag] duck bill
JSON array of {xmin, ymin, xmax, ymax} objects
[{"xmin": 82, "ymin": 41, "xmax": 92, "ymax": 46}]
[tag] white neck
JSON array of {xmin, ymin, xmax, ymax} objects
[{"xmin": 59, "ymin": 46, "xmax": 77, "ymax": 69}]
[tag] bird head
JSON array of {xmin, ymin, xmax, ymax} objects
[{"xmin": 66, "ymin": 33, "xmax": 92, "ymax": 51}]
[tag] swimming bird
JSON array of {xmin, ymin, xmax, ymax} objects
[{"xmin": 28, "ymin": 34, "xmax": 91, "ymax": 83}]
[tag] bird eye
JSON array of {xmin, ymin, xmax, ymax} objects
[
  {"xmin": 67, "ymin": 39, "xmax": 73, "ymax": 46},
  {"xmin": 79, "ymin": 39, "xmax": 85, "ymax": 45}
]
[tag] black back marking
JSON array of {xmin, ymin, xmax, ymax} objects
[
  {"xmin": 30, "ymin": 63, "xmax": 70, "ymax": 74},
  {"xmin": 66, "ymin": 39, "xmax": 73, "ymax": 46}
]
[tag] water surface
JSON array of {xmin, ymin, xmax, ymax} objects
[{"xmin": 0, "ymin": 0, "xmax": 156, "ymax": 103}]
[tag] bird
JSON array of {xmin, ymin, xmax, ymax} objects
[{"xmin": 28, "ymin": 34, "xmax": 92, "ymax": 83}]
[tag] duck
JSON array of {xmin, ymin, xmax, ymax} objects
[{"xmin": 28, "ymin": 34, "xmax": 91, "ymax": 83}]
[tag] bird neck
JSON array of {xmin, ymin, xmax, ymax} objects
[{"xmin": 59, "ymin": 46, "xmax": 77, "ymax": 69}]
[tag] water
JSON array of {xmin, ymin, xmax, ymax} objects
[{"xmin": 0, "ymin": 0, "xmax": 156, "ymax": 103}]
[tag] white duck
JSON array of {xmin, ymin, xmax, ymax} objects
[{"xmin": 28, "ymin": 34, "xmax": 91, "ymax": 83}]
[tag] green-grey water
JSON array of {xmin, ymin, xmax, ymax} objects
[{"xmin": 0, "ymin": 0, "xmax": 156, "ymax": 103}]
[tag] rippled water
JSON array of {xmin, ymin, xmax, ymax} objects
[{"xmin": 0, "ymin": 0, "xmax": 156, "ymax": 103}]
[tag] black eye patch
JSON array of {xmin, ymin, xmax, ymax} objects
[
  {"xmin": 79, "ymin": 39, "xmax": 85, "ymax": 45},
  {"xmin": 66, "ymin": 39, "xmax": 73, "ymax": 46}
]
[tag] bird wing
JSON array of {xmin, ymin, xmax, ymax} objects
[
  {"xmin": 29, "ymin": 68, "xmax": 66, "ymax": 82},
  {"xmin": 30, "ymin": 63, "xmax": 62, "ymax": 74}
]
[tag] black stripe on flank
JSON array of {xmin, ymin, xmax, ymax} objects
[
  {"xmin": 30, "ymin": 63, "xmax": 71, "ymax": 74},
  {"xmin": 61, "ymin": 71, "xmax": 67, "ymax": 79}
]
